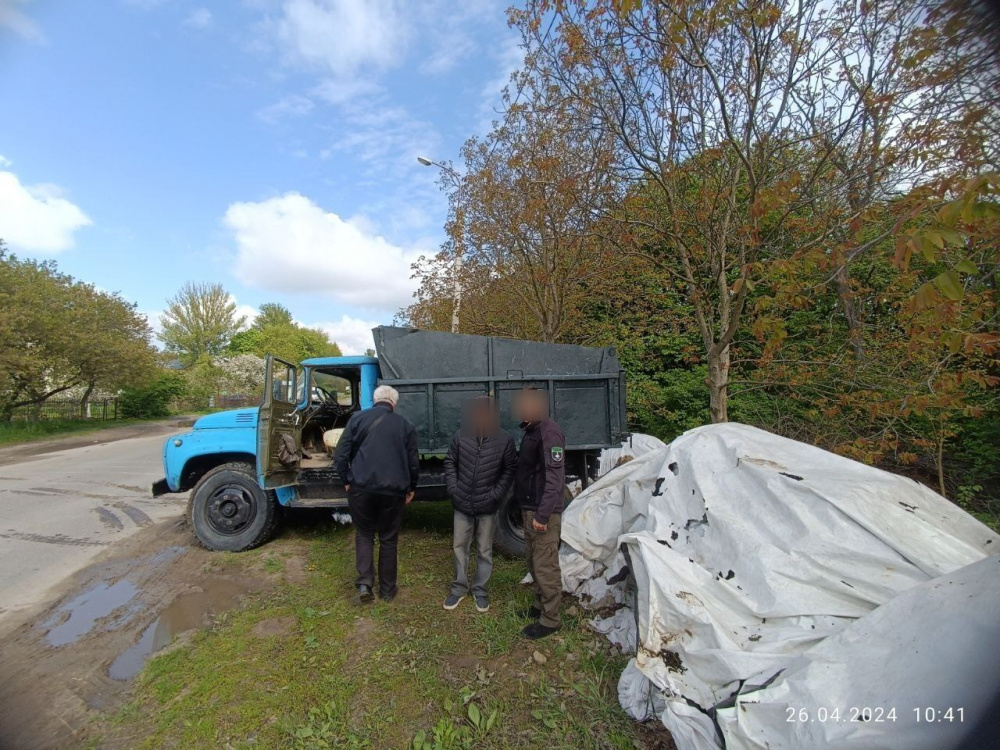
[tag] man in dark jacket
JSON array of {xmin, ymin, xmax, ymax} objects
[
  {"xmin": 334, "ymin": 385, "xmax": 419, "ymax": 603},
  {"xmin": 513, "ymin": 387, "xmax": 566, "ymax": 639},
  {"xmin": 443, "ymin": 396, "xmax": 517, "ymax": 613}
]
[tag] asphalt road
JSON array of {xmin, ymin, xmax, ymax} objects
[{"xmin": 0, "ymin": 422, "xmax": 190, "ymax": 618}]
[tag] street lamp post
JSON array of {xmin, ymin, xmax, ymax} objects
[{"xmin": 418, "ymin": 156, "xmax": 464, "ymax": 334}]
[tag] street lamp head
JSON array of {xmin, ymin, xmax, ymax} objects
[{"xmin": 417, "ymin": 156, "xmax": 433, "ymax": 166}]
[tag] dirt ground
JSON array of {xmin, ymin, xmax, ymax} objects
[
  {"xmin": 0, "ymin": 518, "xmax": 286, "ymax": 750},
  {"xmin": 0, "ymin": 503, "xmax": 674, "ymax": 750}
]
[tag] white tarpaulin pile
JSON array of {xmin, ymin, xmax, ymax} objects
[
  {"xmin": 598, "ymin": 433, "xmax": 668, "ymax": 476},
  {"xmin": 563, "ymin": 423, "xmax": 1000, "ymax": 750}
]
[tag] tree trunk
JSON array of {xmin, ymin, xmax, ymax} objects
[
  {"xmin": 80, "ymin": 381, "xmax": 95, "ymax": 420},
  {"xmin": 707, "ymin": 344, "xmax": 731, "ymax": 423},
  {"xmin": 451, "ymin": 208, "xmax": 465, "ymax": 334},
  {"xmin": 937, "ymin": 419, "xmax": 947, "ymax": 498},
  {"xmin": 834, "ymin": 265, "xmax": 864, "ymax": 361},
  {"xmin": 451, "ymin": 244, "xmax": 462, "ymax": 334}
]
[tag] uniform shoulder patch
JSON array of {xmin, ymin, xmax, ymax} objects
[{"xmin": 550, "ymin": 446, "xmax": 563, "ymax": 462}]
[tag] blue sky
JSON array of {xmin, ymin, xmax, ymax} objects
[{"xmin": 0, "ymin": 0, "xmax": 522, "ymax": 353}]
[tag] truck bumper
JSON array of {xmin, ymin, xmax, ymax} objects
[{"xmin": 151, "ymin": 478, "xmax": 171, "ymax": 497}]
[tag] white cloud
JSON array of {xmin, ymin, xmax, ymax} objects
[
  {"xmin": 0, "ymin": 171, "xmax": 91, "ymax": 252},
  {"xmin": 418, "ymin": 37, "xmax": 474, "ymax": 76},
  {"xmin": 273, "ymin": 0, "xmax": 408, "ymax": 78},
  {"xmin": 256, "ymin": 93, "xmax": 315, "ymax": 123},
  {"xmin": 140, "ymin": 310, "xmax": 164, "ymax": 339},
  {"xmin": 309, "ymin": 77, "xmax": 380, "ymax": 107},
  {"xmin": 224, "ymin": 192, "xmax": 419, "ymax": 310},
  {"xmin": 415, "ymin": 3, "xmax": 483, "ymax": 76},
  {"xmin": 183, "ymin": 7, "xmax": 212, "ymax": 29},
  {"xmin": 0, "ymin": 0, "xmax": 43, "ymax": 42},
  {"xmin": 331, "ymin": 101, "xmax": 439, "ymax": 170},
  {"xmin": 231, "ymin": 300, "xmax": 259, "ymax": 327},
  {"xmin": 311, "ymin": 314, "xmax": 378, "ymax": 355},
  {"xmin": 478, "ymin": 35, "xmax": 525, "ymax": 131},
  {"xmin": 0, "ymin": 155, "xmax": 10, "ymax": 168},
  {"xmin": 122, "ymin": 0, "xmax": 168, "ymax": 9}
]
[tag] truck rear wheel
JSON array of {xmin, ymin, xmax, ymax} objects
[
  {"xmin": 494, "ymin": 485, "xmax": 578, "ymax": 559},
  {"xmin": 188, "ymin": 462, "xmax": 279, "ymax": 552},
  {"xmin": 494, "ymin": 490, "xmax": 526, "ymax": 558}
]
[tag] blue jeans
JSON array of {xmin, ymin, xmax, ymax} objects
[{"xmin": 450, "ymin": 510, "xmax": 496, "ymax": 598}]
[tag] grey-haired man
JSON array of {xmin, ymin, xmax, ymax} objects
[{"xmin": 334, "ymin": 385, "xmax": 419, "ymax": 603}]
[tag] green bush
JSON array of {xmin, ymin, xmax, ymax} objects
[
  {"xmin": 626, "ymin": 365, "xmax": 711, "ymax": 442},
  {"xmin": 119, "ymin": 372, "xmax": 187, "ymax": 419}
]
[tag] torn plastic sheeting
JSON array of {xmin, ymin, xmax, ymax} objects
[
  {"xmin": 560, "ymin": 423, "xmax": 1000, "ymax": 749},
  {"xmin": 599, "ymin": 433, "xmax": 668, "ymax": 477},
  {"xmin": 590, "ymin": 608, "xmax": 637, "ymax": 652},
  {"xmin": 716, "ymin": 555, "xmax": 1000, "ymax": 750},
  {"xmin": 562, "ymin": 450, "xmax": 669, "ymax": 567},
  {"xmin": 618, "ymin": 658, "xmax": 665, "ymax": 722}
]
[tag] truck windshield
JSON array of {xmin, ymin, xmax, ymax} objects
[{"xmin": 311, "ymin": 371, "xmax": 353, "ymax": 406}]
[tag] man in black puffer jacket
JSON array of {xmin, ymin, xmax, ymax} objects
[{"xmin": 442, "ymin": 396, "xmax": 517, "ymax": 613}]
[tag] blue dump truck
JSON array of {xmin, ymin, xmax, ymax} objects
[{"xmin": 153, "ymin": 326, "xmax": 629, "ymax": 556}]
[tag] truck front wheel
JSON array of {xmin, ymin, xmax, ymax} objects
[
  {"xmin": 494, "ymin": 490, "xmax": 526, "ymax": 558},
  {"xmin": 188, "ymin": 462, "xmax": 279, "ymax": 552}
]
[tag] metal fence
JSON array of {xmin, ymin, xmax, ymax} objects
[{"xmin": 9, "ymin": 398, "xmax": 119, "ymax": 422}]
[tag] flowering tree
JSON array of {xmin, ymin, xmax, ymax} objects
[{"xmin": 215, "ymin": 355, "xmax": 267, "ymax": 397}]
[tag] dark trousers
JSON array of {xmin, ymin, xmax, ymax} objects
[
  {"xmin": 523, "ymin": 510, "xmax": 562, "ymax": 628},
  {"xmin": 348, "ymin": 489, "xmax": 406, "ymax": 598}
]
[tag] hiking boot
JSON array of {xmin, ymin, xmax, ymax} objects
[
  {"xmin": 517, "ymin": 606, "xmax": 541, "ymax": 620},
  {"xmin": 522, "ymin": 622, "xmax": 561, "ymax": 640},
  {"xmin": 380, "ymin": 590, "xmax": 396, "ymax": 603},
  {"xmin": 443, "ymin": 594, "xmax": 465, "ymax": 611},
  {"xmin": 358, "ymin": 584, "xmax": 374, "ymax": 604},
  {"xmin": 474, "ymin": 595, "xmax": 490, "ymax": 613}
]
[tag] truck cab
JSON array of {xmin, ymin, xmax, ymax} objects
[
  {"xmin": 154, "ymin": 355, "xmax": 383, "ymax": 552},
  {"xmin": 154, "ymin": 326, "xmax": 629, "ymax": 555}
]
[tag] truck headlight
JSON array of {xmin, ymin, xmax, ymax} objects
[{"xmin": 173, "ymin": 439, "xmax": 183, "ymax": 447}]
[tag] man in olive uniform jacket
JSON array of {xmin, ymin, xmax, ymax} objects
[{"xmin": 513, "ymin": 388, "xmax": 566, "ymax": 640}]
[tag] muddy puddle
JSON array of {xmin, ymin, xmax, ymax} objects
[
  {"xmin": 108, "ymin": 578, "xmax": 250, "ymax": 680},
  {"xmin": 42, "ymin": 579, "xmax": 139, "ymax": 647},
  {"xmin": 0, "ymin": 520, "xmax": 276, "ymax": 750},
  {"xmin": 40, "ymin": 546, "xmax": 185, "ymax": 648}
]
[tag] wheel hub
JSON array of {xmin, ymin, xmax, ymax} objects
[{"xmin": 207, "ymin": 485, "xmax": 257, "ymax": 535}]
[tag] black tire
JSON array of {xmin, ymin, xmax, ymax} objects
[
  {"xmin": 494, "ymin": 484, "xmax": 576, "ymax": 559},
  {"xmin": 187, "ymin": 462, "xmax": 279, "ymax": 552},
  {"xmin": 494, "ymin": 489, "xmax": 525, "ymax": 558}
]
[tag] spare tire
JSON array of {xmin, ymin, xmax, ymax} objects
[
  {"xmin": 493, "ymin": 489, "xmax": 525, "ymax": 558},
  {"xmin": 188, "ymin": 462, "xmax": 279, "ymax": 552}
]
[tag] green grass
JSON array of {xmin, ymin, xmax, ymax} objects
[
  {"xmin": 0, "ymin": 418, "xmax": 148, "ymax": 446},
  {"xmin": 97, "ymin": 503, "xmax": 667, "ymax": 750}
]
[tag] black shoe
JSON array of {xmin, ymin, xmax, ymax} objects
[
  {"xmin": 517, "ymin": 606, "xmax": 542, "ymax": 620},
  {"xmin": 358, "ymin": 584, "xmax": 374, "ymax": 603},
  {"xmin": 522, "ymin": 622, "xmax": 560, "ymax": 640},
  {"xmin": 380, "ymin": 590, "xmax": 396, "ymax": 603}
]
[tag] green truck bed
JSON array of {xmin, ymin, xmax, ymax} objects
[{"xmin": 373, "ymin": 326, "xmax": 629, "ymax": 455}]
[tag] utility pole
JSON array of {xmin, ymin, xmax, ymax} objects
[{"xmin": 418, "ymin": 157, "xmax": 464, "ymax": 333}]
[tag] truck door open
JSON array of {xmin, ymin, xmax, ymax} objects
[{"xmin": 257, "ymin": 355, "xmax": 301, "ymax": 489}]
